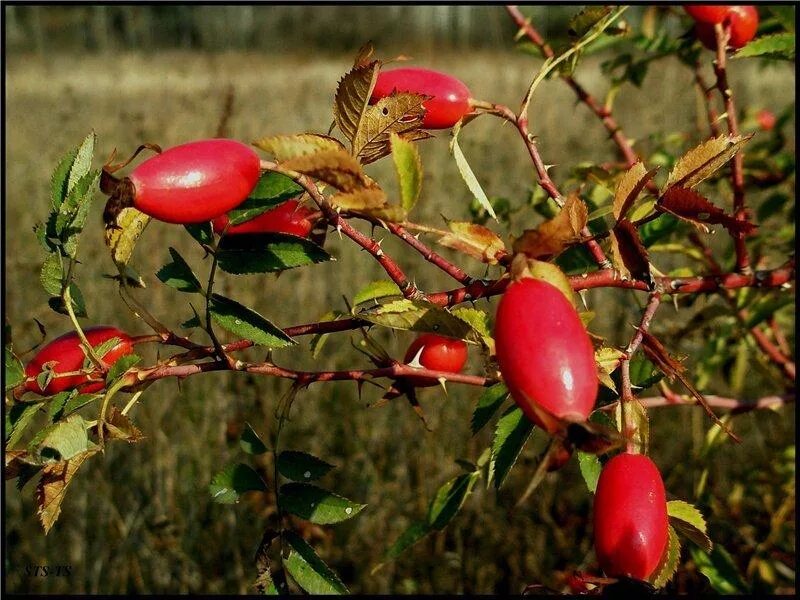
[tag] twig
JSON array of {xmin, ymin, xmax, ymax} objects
[
  {"xmin": 694, "ymin": 64, "xmax": 722, "ymax": 137},
  {"xmin": 601, "ymin": 393, "xmax": 793, "ymax": 414}
]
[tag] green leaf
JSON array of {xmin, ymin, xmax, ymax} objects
[
  {"xmin": 357, "ymin": 299, "xmax": 479, "ymax": 341},
  {"xmin": 742, "ymin": 294, "xmax": 794, "ymax": 329},
  {"xmin": 156, "ymin": 247, "xmax": 203, "ymax": 293},
  {"xmin": 569, "ymin": 5, "xmax": 612, "ymax": 39},
  {"xmin": 386, "ymin": 521, "xmax": 431, "ymax": 559},
  {"xmin": 768, "ymin": 6, "xmax": 795, "ymax": 32},
  {"xmin": 184, "ymin": 222, "xmax": 214, "ymax": 247},
  {"xmin": 6, "ymin": 402, "xmax": 43, "ymax": 448},
  {"xmin": 40, "ymin": 254, "xmax": 64, "ymax": 297},
  {"xmin": 390, "ymin": 132, "xmax": 423, "ymax": 213},
  {"xmin": 62, "ymin": 171, "xmax": 99, "ymax": 259},
  {"xmin": 452, "ymin": 307, "xmax": 492, "ymax": 343},
  {"xmin": 279, "ymin": 483, "xmax": 365, "ymax": 524},
  {"xmin": 105, "ymin": 354, "xmax": 141, "ymax": 384},
  {"xmin": 51, "ymin": 148, "xmax": 78, "ymax": 211},
  {"xmin": 209, "ymin": 294, "xmax": 295, "ymax": 348},
  {"xmin": 450, "ymin": 120, "xmax": 496, "ymax": 220},
  {"xmin": 47, "ymin": 391, "xmax": 76, "ymax": 422},
  {"xmin": 277, "ymin": 451, "xmax": 334, "ymax": 482},
  {"xmin": 629, "ymin": 354, "xmax": 663, "ymax": 389},
  {"xmin": 239, "ymin": 423, "xmax": 268, "ymax": 455},
  {"xmin": 490, "ymin": 406, "xmax": 534, "ymax": 489},
  {"xmin": 734, "ymin": 33, "xmax": 795, "ymax": 60},
  {"xmin": 283, "ymin": 531, "xmax": 348, "ymax": 595},
  {"xmin": 216, "ymin": 233, "xmax": 331, "ymax": 275},
  {"xmin": 48, "ymin": 283, "xmax": 88, "ymax": 318},
  {"xmin": 308, "ymin": 310, "xmax": 345, "ymax": 359},
  {"xmin": 471, "ymin": 383, "xmax": 508, "ymax": 435},
  {"xmin": 668, "ymin": 500, "xmax": 712, "ymax": 552},
  {"xmin": 427, "ymin": 471, "xmax": 480, "ymax": 530},
  {"xmin": 352, "ymin": 280, "xmax": 402, "ymax": 308},
  {"xmin": 36, "ymin": 414, "xmax": 90, "ymax": 461},
  {"xmin": 209, "ymin": 463, "xmax": 267, "ymax": 504},
  {"xmin": 61, "ymin": 393, "xmax": 100, "ymax": 418},
  {"xmin": 5, "ymin": 346, "xmax": 25, "ymax": 391},
  {"xmin": 690, "ymin": 544, "xmax": 749, "ymax": 594},
  {"xmin": 652, "ymin": 525, "xmax": 682, "ymax": 589},
  {"xmin": 577, "ymin": 451, "xmax": 602, "ymax": 493},
  {"xmin": 227, "ymin": 172, "xmax": 303, "ymax": 226},
  {"xmin": 67, "ymin": 132, "xmax": 96, "ymax": 194},
  {"xmin": 55, "ymin": 170, "xmax": 98, "ymax": 238}
]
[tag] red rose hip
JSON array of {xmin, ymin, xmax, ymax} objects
[
  {"xmin": 126, "ymin": 139, "xmax": 261, "ymax": 224},
  {"xmin": 25, "ymin": 326, "xmax": 135, "ymax": 395},
  {"xmin": 757, "ymin": 109, "xmax": 776, "ymax": 131},
  {"xmin": 370, "ymin": 67, "xmax": 472, "ymax": 130},
  {"xmin": 403, "ymin": 333, "xmax": 468, "ymax": 387},
  {"xmin": 494, "ymin": 277, "xmax": 597, "ymax": 433},
  {"xmin": 593, "ymin": 453, "xmax": 669, "ymax": 581},
  {"xmin": 693, "ymin": 5, "xmax": 758, "ymax": 50},
  {"xmin": 683, "ymin": 5, "xmax": 731, "ymax": 24},
  {"xmin": 212, "ymin": 199, "xmax": 315, "ymax": 237}
]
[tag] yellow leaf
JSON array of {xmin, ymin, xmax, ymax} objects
[
  {"xmin": 36, "ymin": 447, "xmax": 99, "ymax": 534},
  {"xmin": 253, "ymin": 134, "xmax": 345, "ymax": 161},
  {"xmin": 104, "ymin": 207, "xmax": 150, "ymax": 268},
  {"xmin": 437, "ymin": 221, "xmax": 506, "ymax": 265},
  {"xmin": 512, "ymin": 194, "xmax": 588, "ymax": 260},
  {"xmin": 281, "ymin": 149, "xmax": 369, "ymax": 192}
]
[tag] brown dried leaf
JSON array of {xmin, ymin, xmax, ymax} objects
[
  {"xmin": 613, "ymin": 162, "xmax": 658, "ymax": 222},
  {"xmin": 354, "ymin": 93, "xmax": 430, "ymax": 164},
  {"xmin": 280, "ymin": 149, "xmax": 369, "ymax": 192},
  {"xmin": 360, "ymin": 128, "xmax": 432, "ymax": 165},
  {"xmin": 353, "ymin": 41, "xmax": 375, "ymax": 68},
  {"xmin": 564, "ymin": 420, "xmax": 625, "ymax": 455},
  {"xmin": 36, "ymin": 447, "xmax": 99, "ymax": 534},
  {"xmin": 639, "ymin": 330, "xmax": 740, "ymax": 442},
  {"xmin": 5, "ymin": 450, "xmax": 37, "ymax": 480},
  {"xmin": 330, "ymin": 188, "xmax": 387, "ymax": 211},
  {"xmin": 103, "ymin": 406, "xmax": 144, "ymax": 444},
  {"xmin": 512, "ymin": 194, "xmax": 588, "ymax": 260},
  {"xmin": 659, "ymin": 187, "xmax": 757, "ymax": 236},
  {"xmin": 610, "ymin": 219, "xmax": 652, "ymax": 286},
  {"xmin": 333, "ymin": 61, "xmax": 381, "ymax": 151},
  {"xmin": 437, "ymin": 221, "xmax": 506, "ymax": 265},
  {"xmin": 253, "ymin": 134, "xmax": 345, "ymax": 162},
  {"xmin": 666, "ymin": 134, "xmax": 751, "ymax": 190}
]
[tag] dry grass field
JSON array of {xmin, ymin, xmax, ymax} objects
[{"xmin": 4, "ymin": 46, "xmax": 795, "ymax": 594}]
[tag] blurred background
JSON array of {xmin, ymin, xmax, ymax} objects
[{"xmin": 5, "ymin": 4, "xmax": 795, "ymax": 595}]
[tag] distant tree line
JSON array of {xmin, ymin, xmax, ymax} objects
[{"xmin": 5, "ymin": 5, "xmax": 577, "ymax": 54}]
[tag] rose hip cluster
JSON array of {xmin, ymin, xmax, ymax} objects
[{"xmin": 684, "ymin": 5, "xmax": 759, "ymax": 50}]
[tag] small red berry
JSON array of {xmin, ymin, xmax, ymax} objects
[
  {"xmin": 25, "ymin": 326, "xmax": 134, "ymax": 395},
  {"xmin": 683, "ymin": 5, "xmax": 730, "ymax": 24},
  {"xmin": 403, "ymin": 333, "xmax": 468, "ymax": 387},
  {"xmin": 212, "ymin": 199, "xmax": 315, "ymax": 237},
  {"xmin": 593, "ymin": 453, "xmax": 669, "ymax": 581},
  {"xmin": 757, "ymin": 109, "xmax": 776, "ymax": 131},
  {"xmin": 127, "ymin": 139, "xmax": 261, "ymax": 224},
  {"xmin": 693, "ymin": 5, "xmax": 758, "ymax": 50},
  {"xmin": 494, "ymin": 277, "xmax": 598, "ymax": 433},
  {"xmin": 370, "ymin": 67, "xmax": 472, "ymax": 130}
]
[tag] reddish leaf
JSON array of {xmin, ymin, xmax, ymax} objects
[
  {"xmin": 659, "ymin": 187, "xmax": 757, "ymax": 236},
  {"xmin": 610, "ymin": 219, "xmax": 653, "ymax": 287},
  {"xmin": 513, "ymin": 194, "xmax": 588, "ymax": 260},
  {"xmin": 613, "ymin": 162, "xmax": 658, "ymax": 222}
]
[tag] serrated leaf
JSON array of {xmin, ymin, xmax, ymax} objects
[
  {"xmin": 36, "ymin": 414, "xmax": 90, "ymax": 461},
  {"xmin": 227, "ymin": 172, "xmax": 304, "ymax": 225},
  {"xmin": 47, "ymin": 391, "xmax": 75, "ymax": 422},
  {"xmin": 490, "ymin": 406, "xmax": 535, "ymax": 489},
  {"xmin": 253, "ymin": 133, "xmax": 346, "ymax": 161},
  {"xmin": 240, "ymin": 423, "xmax": 268, "ymax": 455},
  {"xmin": 216, "ymin": 233, "xmax": 331, "ymax": 275},
  {"xmin": 613, "ymin": 162, "xmax": 657, "ymax": 221},
  {"xmin": 577, "ymin": 451, "xmax": 602, "ymax": 493},
  {"xmin": 471, "ymin": 383, "xmax": 508, "ymax": 435},
  {"xmin": 184, "ymin": 221, "xmax": 213, "ymax": 247},
  {"xmin": 450, "ymin": 121, "xmax": 496, "ymax": 220},
  {"xmin": 209, "ymin": 294, "xmax": 295, "ymax": 348},
  {"xmin": 385, "ymin": 521, "xmax": 431, "ymax": 559},
  {"xmin": 6, "ymin": 402, "xmax": 43, "ymax": 448},
  {"xmin": 355, "ymin": 93, "xmax": 430, "ymax": 164},
  {"xmin": 105, "ymin": 207, "xmax": 151, "ymax": 268},
  {"xmin": 427, "ymin": 470, "xmax": 480, "ymax": 530},
  {"xmin": 690, "ymin": 544, "xmax": 748, "ymax": 594},
  {"xmin": 452, "ymin": 307, "xmax": 491, "ymax": 341},
  {"xmin": 437, "ymin": 221, "xmax": 506, "ymax": 265},
  {"xmin": 391, "ymin": 132, "xmax": 423, "ymax": 212},
  {"xmin": 284, "ymin": 530, "xmax": 348, "ymax": 595},
  {"xmin": 513, "ymin": 194, "xmax": 588, "ymax": 260},
  {"xmin": 209, "ymin": 463, "xmax": 267, "ymax": 504},
  {"xmin": 734, "ymin": 33, "xmax": 795, "ymax": 60},
  {"xmin": 66, "ymin": 132, "xmax": 96, "ymax": 194},
  {"xmin": 333, "ymin": 60, "xmax": 381, "ymax": 151},
  {"xmin": 279, "ymin": 482, "xmax": 365, "ymax": 524},
  {"xmin": 352, "ymin": 280, "xmax": 402, "ymax": 308},
  {"xmin": 51, "ymin": 148, "xmax": 78, "ymax": 211},
  {"xmin": 329, "ymin": 188, "xmax": 387, "ymax": 211},
  {"xmin": 55, "ymin": 170, "xmax": 98, "ymax": 239},
  {"xmin": 277, "ymin": 451, "xmax": 334, "ymax": 482},
  {"xmin": 36, "ymin": 447, "xmax": 98, "ymax": 534},
  {"xmin": 668, "ymin": 500, "xmax": 712, "ymax": 552},
  {"xmin": 156, "ymin": 248, "xmax": 202, "ymax": 293},
  {"xmin": 659, "ymin": 187, "xmax": 757, "ymax": 236},
  {"xmin": 652, "ymin": 525, "xmax": 681, "ymax": 588},
  {"xmin": 666, "ymin": 134, "xmax": 750, "ymax": 190},
  {"xmin": 610, "ymin": 218, "xmax": 652, "ymax": 285},
  {"xmin": 5, "ymin": 346, "xmax": 25, "ymax": 391},
  {"xmin": 103, "ymin": 406, "xmax": 144, "ymax": 444},
  {"xmin": 357, "ymin": 299, "xmax": 479, "ymax": 341},
  {"xmin": 281, "ymin": 149, "xmax": 370, "ymax": 192},
  {"xmin": 596, "ymin": 345, "xmax": 625, "ymax": 392},
  {"xmin": 62, "ymin": 171, "xmax": 99, "ymax": 259},
  {"xmin": 105, "ymin": 354, "xmax": 141, "ymax": 384}
]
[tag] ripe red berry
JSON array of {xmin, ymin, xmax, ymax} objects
[
  {"xmin": 593, "ymin": 453, "xmax": 669, "ymax": 581},
  {"xmin": 757, "ymin": 109, "xmax": 776, "ymax": 131},
  {"xmin": 370, "ymin": 67, "xmax": 472, "ymax": 130},
  {"xmin": 403, "ymin": 333, "xmax": 468, "ymax": 387},
  {"xmin": 494, "ymin": 277, "xmax": 598, "ymax": 433},
  {"xmin": 683, "ymin": 5, "xmax": 731, "ymax": 24},
  {"xmin": 212, "ymin": 199, "xmax": 315, "ymax": 237},
  {"xmin": 693, "ymin": 5, "xmax": 759, "ymax": 50},
  {"xmin": 25, "ymin": 326, "xmax": 134, "ymax": 395},
  {"xmin": 127, "ymin": 139, "xmax": 261, "ymax": 224}
]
